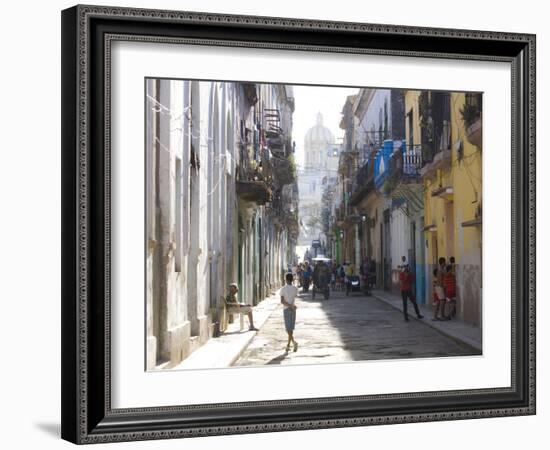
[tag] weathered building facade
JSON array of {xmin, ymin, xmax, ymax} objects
[
  {"xmin": 337, "ymin": 89, "xmax": 408, "ymax": 289},
  {"xmin": 326, "ymin": 87, "xmax": 482, "ymax": 327},
  {"xmin": 415, "ymin": 90, "xmax": 482, "ymax": 325},
  {"xmin": 145, "ymin": 80, "xmax": 298, "ymax": 370}
]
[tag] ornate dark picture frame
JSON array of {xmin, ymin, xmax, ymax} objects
[{"xmin": 61, "ymin": 4, "xmax": 536, "ymax": 444}]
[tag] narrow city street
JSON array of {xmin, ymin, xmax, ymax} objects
[
  {"xmin": 235, "ymin": 289, "xmax": 478, "ymax": 367},
  {"xmin": 145, "ymin": 79, "xmax": 483, "ymax": 371}
]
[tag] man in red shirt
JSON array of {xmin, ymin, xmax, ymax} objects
[{"xmin": 399, "ymin": 264, "xmax": 424, "ymax": 322}]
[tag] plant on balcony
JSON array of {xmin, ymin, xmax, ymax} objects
[
  {"xmin": 271, "ymin": 156, "xmax": 295, "ymax": 186},
  {"xmin": 460, "ymin": 102, "xmax": 482, "ymax": 149},
  {"xmin": 460, "ymin": 103, "xmax": 481, "ymax": 128}
]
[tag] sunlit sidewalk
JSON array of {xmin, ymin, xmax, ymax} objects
[
  {"xmin": 371, "ymin": 290, "xmax": 482, "ymax": 352},
  {"xmin": 171, "ymin": 290, "xmax": 283, "ymax": 371}
]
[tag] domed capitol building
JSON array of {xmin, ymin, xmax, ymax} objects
[
  {"xmin": 304, "ymin": 112, "xmax": 338, "ymax": 170},
  {"xmin": 297, "ymin": 113, "xmax": 340, "ymax": 248}
]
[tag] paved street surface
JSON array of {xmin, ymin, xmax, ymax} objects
[{"xmin": 235, "ymin": 288, "xmax": 479, "ymax": 367}]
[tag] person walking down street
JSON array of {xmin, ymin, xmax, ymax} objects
[
  {"xmin": 296, "ymin": 263, "xmax": 303, "ymax": 287},
  {"xmin": 225, "ymin": 283, "xmax": 258, "ymax": 331},
  {"xmin": 302, "ymin": 261, "xmax": 312, "ymax": 292},
  {"xmin": 399, "ymin": 264, "xmax": 423, "ymax": 321},
  {"xmin": 280, "ymin": 273, "xmax": 299, "ymax": 352}
]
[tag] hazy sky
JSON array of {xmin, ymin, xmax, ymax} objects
[{"xmin": 292, "ymin": 85, "xmax": 359, "ymax": 168}]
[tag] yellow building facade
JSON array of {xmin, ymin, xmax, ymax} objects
[{"xmin": 405, "ymin": 90, "xmax": 482, "ymax": 326}]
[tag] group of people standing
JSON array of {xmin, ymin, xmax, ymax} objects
[
  {"xmin": 432, "ymin": 256, "xmax": 457, "ymax": 321},
  {"xmin": 291, "ymin": 260, "xmax": 334, "ymax": 293},
  {"xmin": 397, "ymin": 255, "xmax": 457, "ymax": 322},
  {"xmin": 292, "ymin": 261, "xmax": 313, "ymax": 292}
]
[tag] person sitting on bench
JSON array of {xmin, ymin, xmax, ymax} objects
[{"xmin": 225, "ymin": 283, "xmax": 258, "ymax": 331}]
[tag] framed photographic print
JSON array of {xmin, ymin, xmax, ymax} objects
[{"xmin": 61, "ymin": 4, "xmax": 536, "ymax": 444}]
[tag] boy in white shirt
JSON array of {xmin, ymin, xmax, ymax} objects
[{"xmin": 280, "ymin": 272, "xmax": 299, "ymax": 352}]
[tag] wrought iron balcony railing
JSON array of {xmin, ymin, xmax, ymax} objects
[
  {"xmin": 399, "ymin": 144, "xmax": 423, "ymax": 178},
  {"xmin": 347, "ymin": 159, "xmax": 375, "ymax": 207}
]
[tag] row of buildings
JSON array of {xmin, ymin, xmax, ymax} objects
[
  {"xmin": 324, "ymin": 88, "xmax": 482, "ymax": 326},
  {"xmin": 145, "ymin": 79, "xmax": 299, "ymax": 370}
]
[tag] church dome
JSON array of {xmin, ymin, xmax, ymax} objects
[{"xmin": 305, "ymin": 112, "xmax": 334, "ymax": 144}]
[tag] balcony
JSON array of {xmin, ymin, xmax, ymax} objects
[
  {"xmin": 349, "ymin": 160, "xmax": 375, "ymax": 206},
  {"xmin": 386, "ymin": 144, "xmax": 424, "ymax": 213},
  {"xmin": 462, "ymin": 203, "xmax": 482, "ymax": 228},
  {"xmin": 401, "ymin": 144, "xmax": 423, "ymax": 178},
  {"xmin": 385, "ymin": 143, "xmax": 422, "ymax": 181},
  {"xmin": 418, "ymin": 91, "xmax": 452, "ymax": 174},
  {"xmin": 269, "ymin": 149, "xmax": 296, "ymax": 186},
  {"xmin": 236, "ymin": 180, "xmax": 272, "ymax": 205},
  {"xmin": 420, "ymin": 147, "xmax": 451, "ymax": 178},
  {"xmin": 266, "ymin": 130, "xmax": 285, "ymax": 154},
  {"xmin": 465, "ymin": 117, "xmax": 482, "ymax": 149},
  {"xmin": 461, "ymin": 93, "xmax": 482, "ymax": 149}
]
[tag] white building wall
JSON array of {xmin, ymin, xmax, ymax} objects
[
  {"xmin": 147, "ymin": 79, "xmax": 295, "ymax": 368},
  {"xmin": 390, "ymin": 208, "xmax": 410, "ymax": 270},
  {"xmin": 362, "ymin": 90, "xmax": 391, "ymax": 145}
]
